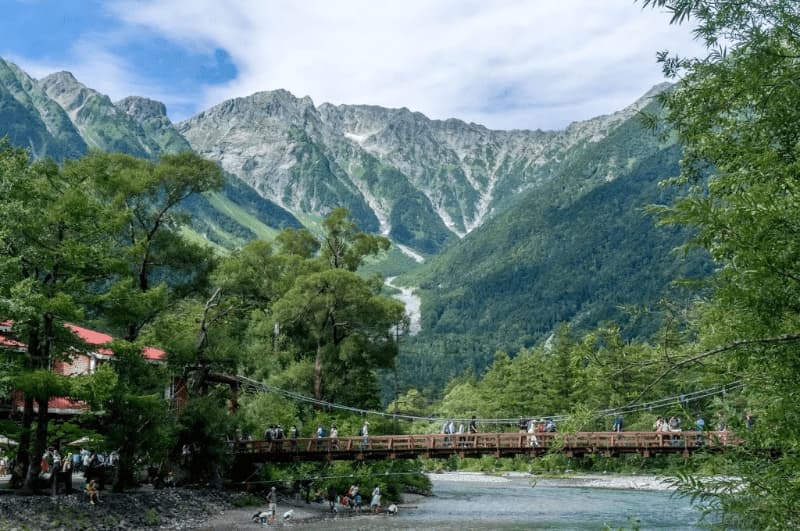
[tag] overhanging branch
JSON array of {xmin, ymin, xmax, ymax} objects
[{"xmin": 629, "ymin": 332, "xmax": 800, "ymax": 406}]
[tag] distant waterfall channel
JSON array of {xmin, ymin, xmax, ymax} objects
[{"xmin": 386, "ymin": 276, "xmax": 421, "ymax": 335}]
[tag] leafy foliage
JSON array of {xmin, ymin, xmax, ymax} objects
[
  {"xmin": 399, "ymin": 138, "xmax": 711, "ymax": 393},
  {"xmin": 635, "ymin": 1, "xmax": 800, "ymax": 527}
]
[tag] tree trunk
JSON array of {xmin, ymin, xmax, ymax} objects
[
  {"xmin": 313, "ymin": 342, "xmax": 323, "ymax": 402},
  {"xmin": 11, "ymin": 395, "xmax": 34, "ymax": 488},
  {"xmin": 113, "ymin": 442, "xmax": 136, "ymax": 492},
  {"xmin": 22, "ymin": 397, "xmax": 49, "ymax": 493}
]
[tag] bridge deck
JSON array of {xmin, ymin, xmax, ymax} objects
[{"xmin": 232, "ymin": 431, "xmax": 737, "ymax": 463}]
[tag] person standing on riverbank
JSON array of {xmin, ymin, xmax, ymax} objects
[
  {"xmin": 327, "ymin": 485, "xmax": 337, "ymax": 512},
  {"xmin": 266, "ymin": 486, "xmax": 277, "ymax": 524},
  {"xmin": 370, "ymin": 486, "xmax": 381, "ymax": 513}
]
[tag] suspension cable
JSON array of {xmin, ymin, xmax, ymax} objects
[{"xmin": 235, "ymin": 375, "xmax": 743, "ymax": 425}]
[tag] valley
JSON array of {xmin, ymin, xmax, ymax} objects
[{"xmin": 0, "ymin": 56, "xmax": 705, "ymax": 390}]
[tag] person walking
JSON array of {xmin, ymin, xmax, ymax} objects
[
  {"xmin": 612, "ymin": 415, "xmax": 624, "ymax": 433},
  {"xmin": 527, "ymin": 420, "xmax": 539, "ymax": 448},
  {"xmin": 695, "ymin": 414, "xmax": 706, "ymax": 446},
  {"xmin": 316, "ymin": 424, "xmax": 326, "ymax": 450},
  {"xmin": 441, "ymin": 419, "xmax": 452, "ymax": 447},
  {"xmin": 360, "ymin": 421, "xmax": 369, "ymax": 450},
  {"xmin": 330, "ymin": 424, "xmax": 339, "ymax": 449}
]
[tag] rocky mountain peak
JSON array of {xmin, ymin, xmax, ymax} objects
[
  {"xmin": 39, "ymin": 71, "xmax": 102, "ymax": 113},
  {"xmin": 39, "ymin": 70, "xmax": 84, "ymax": 94},
  {"xmin": 115, "ymin": 96, "xmax": 168, "ymax": 121},
  {"xmin": 180, "ymin": 89, "xmax": 321, "ymax": 134}
]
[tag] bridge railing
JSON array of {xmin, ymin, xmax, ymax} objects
[{"xmin": 232, "ymin": 430, "xmax": 740, "ymax": 455}]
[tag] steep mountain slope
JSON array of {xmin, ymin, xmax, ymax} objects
[
  {"xmin": 39, "ymin": 71, "xmax": 165, "ymax": 159},
  {"xmin": 115, "ymin": 96, "xmax": 193, "ymax": 154},
  {"xmin": 0, "ymin": 58, "xmax": 86, "ymax": 160},
  {"xmin": 178, "ymin": 91, "xmax": 452, "ymax": 254},
  {"xmin": 0, "ymin": 58, "xmax": 301, "ymax": 248},
  {"xmin": 0, "ymin": 57, "xmax": 708, "ymax": 395},
  {"xmin": 179, "ymin": 85, "xmax": 668, "ymax": 256},
  {"xmin": 396, "ymin": 115, "xmax": 711, "ymax": 393}
]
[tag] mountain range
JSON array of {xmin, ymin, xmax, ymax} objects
[{"xmin": 0, "ymin": 57, "xmax": 708, "ymax": 390}]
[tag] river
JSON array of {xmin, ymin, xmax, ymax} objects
[
  {"xmin": 386, "ymin": 276, "xmax": 421, "ymax": 335},
  {"xmin": 315, "ymin": 473, "xmax": 704, "ymax": 530}
]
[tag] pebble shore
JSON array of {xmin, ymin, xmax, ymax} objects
[
  {"xmin": 0, "ymin": 484, "xmax": 401, "ymax": 530},
  {"xmin": 0, "ymin": 487, "xmax": 261, "ymax": 530}
]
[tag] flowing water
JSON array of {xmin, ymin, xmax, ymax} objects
[
  {"xmin": 386, "ymin": 276, "xmax": 422, "ymax": 335},
  {"xmin": 316, "ymin": 474, "xmax": 705, "ymax": 530}
]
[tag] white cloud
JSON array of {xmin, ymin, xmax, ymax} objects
[
  {"xmin": 32, "ymin": 0, "xmax": 710, "ymax": 130},
  {"xmin": 7, "ymin": 38, "xmax": 196, "ymax": 114}
]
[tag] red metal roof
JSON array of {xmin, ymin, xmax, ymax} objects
[
  {"xmin": 142, "ymin": 346, "xmax": 166, "ymax": 361},
  {"xmin": 0, "ymin": 335, "xmax": 25, "ymax": 349},
  {"xmin": 1, "ymin": 321, "xmax": 166, "ymax": 361},
  {"xmin": 48, "ymin": 396, "xmax": 87, "ymax": 412},
  {"xmin": 66, "ymin": 323, "xmax": 114, "ymax": 345}
]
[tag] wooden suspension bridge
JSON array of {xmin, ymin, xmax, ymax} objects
[{"xmin": 232, "ymin": 431, "xmax": 739, "ymax": 465}]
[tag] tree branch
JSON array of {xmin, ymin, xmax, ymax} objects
[{"xmin": 628, "ymin": 332, "xmax": 800, "ymax": 406}]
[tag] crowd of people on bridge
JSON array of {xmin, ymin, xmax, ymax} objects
[{"xmin": 241, "ymin": 409, "xmax": 757, "ymax": 454}]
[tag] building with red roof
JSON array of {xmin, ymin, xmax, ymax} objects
[{"xmin": 0, "ymin": 321, "xmax": 170, "ymax": 415}]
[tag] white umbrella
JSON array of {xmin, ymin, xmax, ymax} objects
[
  {"xmin": 67, "ymin": 436, "xmax": 93, "ymax": 447},
  {"xmin": 0, "ymin": 434, "xmax": 18, "ymax": 448}
]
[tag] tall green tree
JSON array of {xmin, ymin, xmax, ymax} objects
[
  {"xmin": 643, "ymin": 1, "xmax": 800, "ymax": 526},
  {"xmin": 245, "ymin": 209, "xmax": 403, "ymax": 406},
  {"xmin": 87, "ymin": 151, "xmax": 223, "ymax": 341},
  {"xmin": 271, "ymin": 266, "xmax": 404, "ymax": 406},
  {"xmin": 80, "ymin": 151, "xmax": 223, "ymax": 489},
  {"xmin": 0, "ymin": 141, "xmax": 121, "ymax": 491},
  {"xmin": 95, "ymin": 343, "xmax": 174, "ymax": 492}
]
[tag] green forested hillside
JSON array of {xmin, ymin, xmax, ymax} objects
[
  {"xmin": 399, "ymin": 136, "xmax": 711, "ymax": 394},
  {"xmin": 0, "ymin": 58, "xmax": 87, "ymax": 160},
  {"xmin": 0, "ymin": 58, "xmax": 302, "ymax": 251},
  {"xmin": 183, "ymin": 175, "xmax": 304, "ymax": 247}
]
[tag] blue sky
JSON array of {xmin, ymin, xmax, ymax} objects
[{"xmin": 1, "ymin": 0, "xmax": 705, "ymax": 130}]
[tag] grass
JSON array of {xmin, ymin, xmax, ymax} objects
[
  {"xmin": 232, "ymin": 493, "xmax": 263, "ymax": 507},
  {"xmin": 360, "ymin": 247, "xmax": 423, "ymax": 278},
  {"xmin": 204, "ymin": 191, "xmax": 281, "ymax": 241},
  {"xmin": 178, "ymin": 226, "xmax": 229, "ymax": 255}
]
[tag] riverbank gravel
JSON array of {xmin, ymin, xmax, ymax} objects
[{"xmin": 0, "ymin": 487, "xmax": 255, "ymax": 530}]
